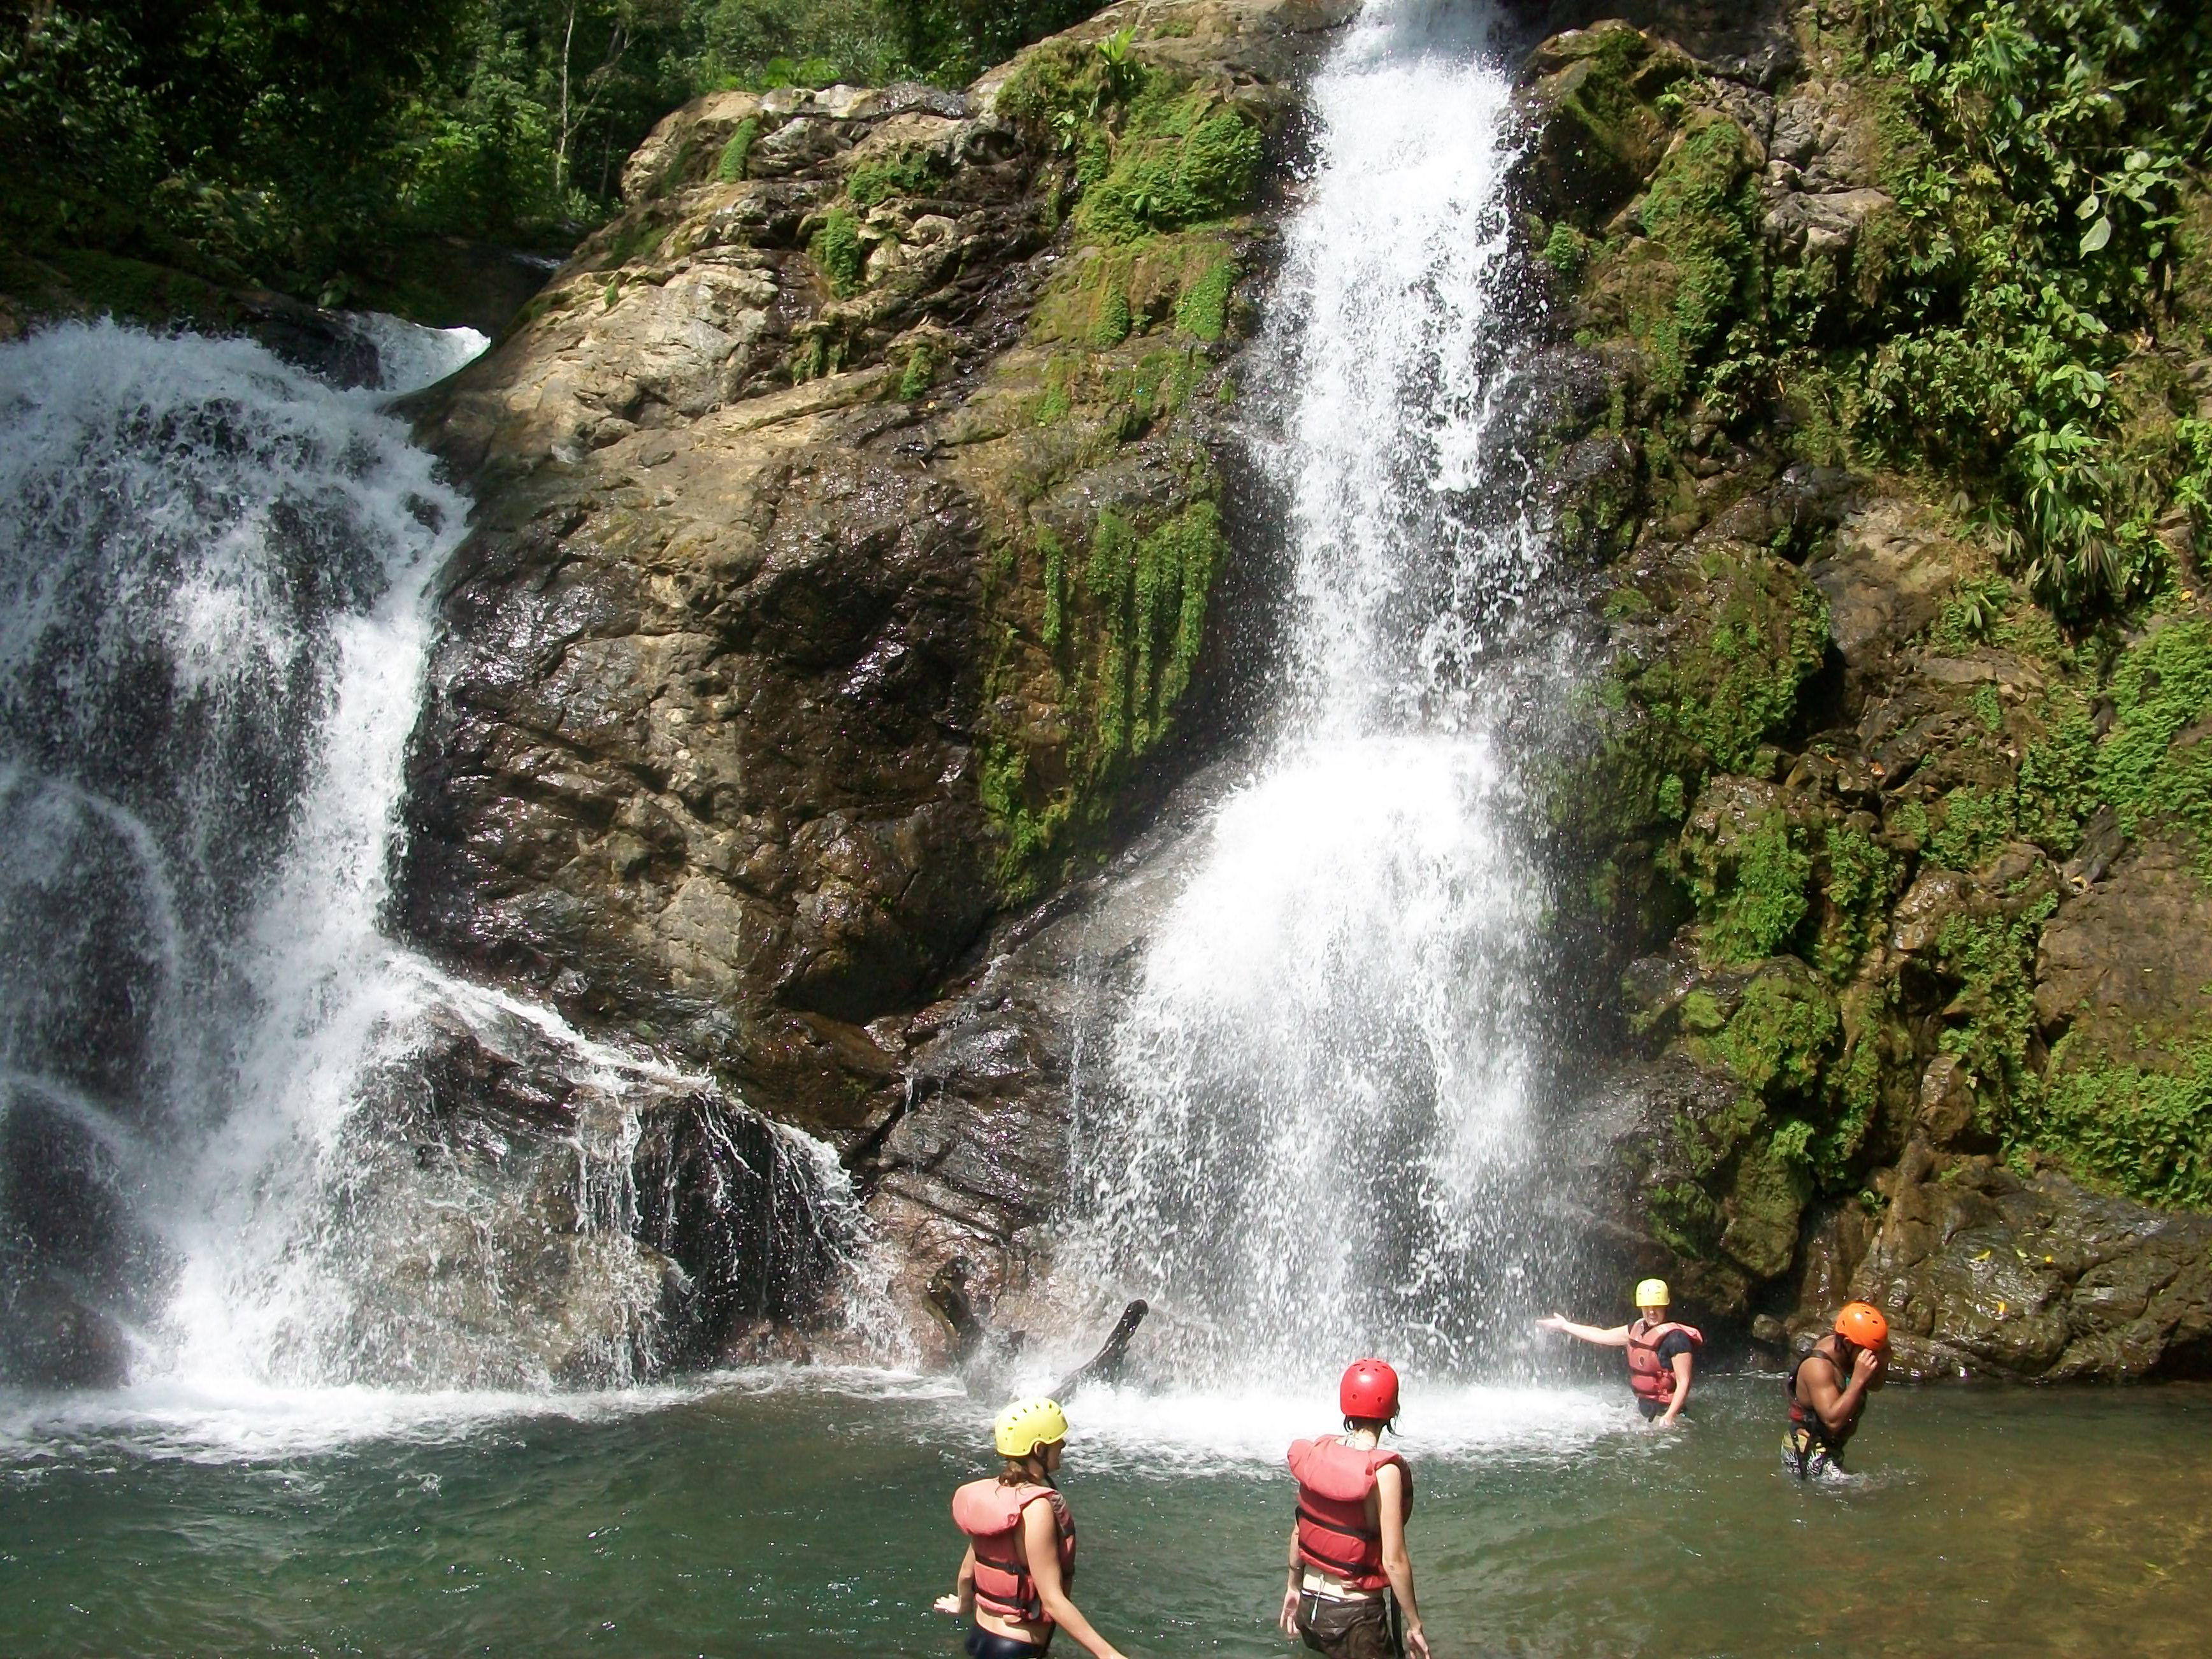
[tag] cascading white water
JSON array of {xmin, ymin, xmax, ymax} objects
[
  {"xmin": 1063, "ymin": 0, "xmax": 1560, "ymax": 1381},
  {"xmin": 0, "ymin": 319, "xmax": 880, "ymax": 1398}
]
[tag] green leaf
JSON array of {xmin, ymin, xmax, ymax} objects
[
  {"xmin": 2077, "ymin": 191, "xmax": 2099, "ymax": 219},
  {"xmin": 2080, "ymin": 215, "xmax": 2113, "ymax": 255}
]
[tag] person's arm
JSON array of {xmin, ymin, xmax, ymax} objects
[
  {"xmin": 1278, "ymin": 1521, "xmax": 1302, "ymax": 1635},
  {"xmin": 1533, "ymin": 1314, "xmax": 1630, "ymax": 1346},
  {"xmin": 1802, "ymin": 1347, "xmax": 1882, "ymax": 1433},
  {"xmin": 1372, "ymin": 1463, "xmax": 1430, "ymax": 1659},
  {"xmin": 1657, "ymin": 1349, "xmax": 1693, "ymax": 1426},
  {"xmin": 931, "ymin": 1544, "xmax": 977, "ymax": 1616},
  {"xmin": 1023, "ymin": 1499, "xmax": 1126, "ymax": 1659}
]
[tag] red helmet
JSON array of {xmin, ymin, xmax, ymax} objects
[{"xmin": 1339, "ymin": 1358, "xmax": 1400, "ymax": 1422}]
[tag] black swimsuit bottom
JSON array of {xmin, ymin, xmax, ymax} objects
[{"xmin": 966, "ymin": 1624, "xmax": 1050, "ymax": 1659}]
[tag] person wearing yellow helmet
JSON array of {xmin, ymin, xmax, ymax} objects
[
  {"xmin": 1533, "ymin": 1279, "xmax": 1704, "ymax": 1426},
  {"xmin": 935, "ymin": 1397, "xmax": 1127, "ymax": 1659},
  {"xmin": 1784, "ymin": 1301, "xmax": 1891, "ymax": 1478}
]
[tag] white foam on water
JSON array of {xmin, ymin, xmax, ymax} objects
[
  {"xmin": 0, "ymin": 1364, "xmax": 960, "ymax": 1465},
  {"xmin": 945, "ymin": 1380, "xmax": 1634, "ymax": 1476}
]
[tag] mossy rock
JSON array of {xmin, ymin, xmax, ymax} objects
[
  {"xmin": 1570, "ymin": 539, "xmax": 1830, "ymax": 852},
  {"xmin": 1518, "ymin": 20, "xmax": 1695, "ymax": 231},
  {"xmin": 1032, "ymin": 235, "xmax": 1239, "ymax": 348}
]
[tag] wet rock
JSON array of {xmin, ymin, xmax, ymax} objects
[
  {"xmin": 1516, "ymin": 22, "xmax": 1695, "ymax": 229},
  {"xmin": 1914, "ymin": 1052, "xmax": 1983, "ymax": 1151},
  {"xmin": 2036, "ymin": 838, "xmax": 2212, "ymax": 1051},
  {"xmin": 391, "ymin": 1, "xmax": 1347, "ymax": 1358},
  {"xmin": 325, "ymin": 997, "xmax": 857, "ymax": 1387},
  {"xmin": 856, "ymin": 780, "xmax": 1219, "ymax": 1360},
  {"xmin": 1805, "ymin": 498, "xmax": 1962, "ymax": 684},
  {"xmin": 1847, "ymin": 1156, "xmax": 2212, "ymax": 1379}
]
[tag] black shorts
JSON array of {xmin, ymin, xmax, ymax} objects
[
  {"xmin": 1296, "ymin": 1590, "xmax": 1404, "ymax": 1659},
  {"xmin": 966, "ymin": 1625, "xmax": 1049, "ymax": 1659}
]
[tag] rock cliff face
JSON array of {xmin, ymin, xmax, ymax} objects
[
  {"xmin": 1509, "ymin": 1, "xmax": 2212, "ymax": 1377},
  {"xmin": 401, "ymin": 0, "xmax": 1354, "ymax": 1355},
  {"xmin": 384, "ymin": 0, "xmax": 2211, "ymax": 1379}
]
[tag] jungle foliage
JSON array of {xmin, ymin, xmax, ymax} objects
[
  {"xmin": 1856, "ymin": 0, "xmax": 2212, "ymax": 614},
  {"xmin": 1, "ymin": 0, "xmax": 1105, "ymax": 308}
]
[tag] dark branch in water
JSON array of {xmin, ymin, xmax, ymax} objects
[{"xmin": 1051, "ymin": 1299, "xmax": 1148, "ymax": 1400}]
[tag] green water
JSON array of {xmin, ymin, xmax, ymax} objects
[{"xmin": 1, "ymin": 1373, "xmax": 2205, "ymax": 1657}]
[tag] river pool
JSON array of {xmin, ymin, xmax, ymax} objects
[{"xmin": 0, "ymin": 1373, "xmax": 2205, "ymax": 1656}]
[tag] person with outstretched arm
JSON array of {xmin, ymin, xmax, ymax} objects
[
  {"xmin": 1279, "ymin": 1359, "xmax": 1431, "ymax": 1659},
  {"xmin": 1784, "ymin": 1301, "xmax": 1891, "ymax": 1478},
  {"xmin": 937, "ymin": 1397, "xmax": 1128, "ymax": 1659},
  {"xmin": 1533, "ymin": 1277, "xmax": 1704, "ymax": 1425}
]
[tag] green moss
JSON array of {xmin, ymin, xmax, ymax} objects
[
  {"xmin": 1035, "ymin": 369, "xmax": 1074, "ymax": 426},
  {"xmin": 1542, "ymin": 221, "xmax": 1593, "ymax": 280},
  {"xmin": 1092, "ymin": 284, "xmax": 1132, "ymax": 347},
  {"xmin": 2034, "ymin": 1033, "xmax": 2212, "ymax": 1209},
  {"xmin": 900, "ymin": 342, "xmax": 936, "ymax": 399},
  {"xmin": 1817, "ymin": 821, "xmax": 1896, "ymax": 981},
  {"xmin": 2094, "ymin": 618, "xmax": 2212, "ymax": 870},
  {"xmin": 1690, "ymin": 812, "xmax": 1813, "ymax": 964},
  {"xmin": 1723, "ymin": 1131, "xmax": 1815, "ymax": 1277},
  {"xmin": 982, "ymin": 497, "xmax": 1229, "ymax": 894},
  {"xmin": 810, "ymin": 207, "xmax": 865, "ymax": 296},
  {"xmin": 1040, "ymin": 526, "xmax": 1068, "ymax": 648},
  {"xmin": 1174, "ymin": 254, "xmax": 1235, "ymax": 341},
  {"xmin": 1074, "ymin": 83, "xmax": 1265, "ymax": 245},
  {"xmin": 601, "ymin": 214, "xmax": 668, "ymax": 270},
  {"xmin": 1604, "ymin": 110, "xmax": 1760, "ymax": 403},
  {"xmin": 847, "ymin": 144, "xmax": 945, "ymax": 207},
  {"xmin": 1699, "ymin": 970, "xmax": 1841, "ymax": 1102},
  {"xmin": 1593, "ymin": 558, "xmax": 1829, "ymax": 844},
  {"xmin": 1925, "ymin": 784, "xmax": 2021, "ymax": 872},
  {"xmin": 715, "ymin": 117, "xmax": 760, "ymax": 183},
  {"xmin": 1932, "ymin": 894, "xmax": 2057, "ymax": 1127}
]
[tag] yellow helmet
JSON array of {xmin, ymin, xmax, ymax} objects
[
  {"xmin": 1635, "ymin": 1278, "xmax": 1670, "ymax": 1308},
  {"xmin": 993, "ymin": 1397, "xmax": 1069, "ymax": 1458}
]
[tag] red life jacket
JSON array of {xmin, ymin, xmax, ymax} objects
[
  {"xmin": 1286, "ymin": 1435, "xmax": 1412, "ymax": 1593},
  {"xmin": 952, "ymin": 1479, "xmax": 1077, "ymax": 1626},
  {"xmin": 1625, "ymin": 1318, "xmax": 1703, "ymax": 1404}
]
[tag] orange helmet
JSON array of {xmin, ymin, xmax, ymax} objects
[{"xmin": 1835, "ymin": 1301, "xmax": 1889, "ymax": 1349}]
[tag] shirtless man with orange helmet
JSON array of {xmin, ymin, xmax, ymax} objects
[{"xmin": 1785, "ymin": 1301, "xmax": 1892, "ymax": 1478}]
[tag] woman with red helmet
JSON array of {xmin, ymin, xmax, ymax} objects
[
  {"xmin": 1278, "ymin": 1360, "xmax": 1430, "ymax": 1659},
  {"xmin": 1784, "ymin": 1301, "xmax": 1892, "ymax": 1478}
]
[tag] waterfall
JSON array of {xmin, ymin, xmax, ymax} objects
[
  {"xmin": 0, "ymin": 319, "xmax": 874, "ymax": 1397},
  {"xmin": 1062, "ymin": 0, "xmax": 1565, "ymax": 1381}
]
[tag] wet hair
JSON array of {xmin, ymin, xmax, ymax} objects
[{"xmin": 997, "ymin": 1446, "xmax": 1059, "ymax": 1485}]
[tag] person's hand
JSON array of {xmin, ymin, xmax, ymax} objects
[
  {"xmin": 1533, "ymin": 1314, "xmax": 1568, "ymax": 1333},
  {"xmin": 1852, "ymin": 1344, "xmax": 1885, "ymax": 1386},
  {"xmin": 1405, "ymin": 1621, "xmax": 1433, "ymax": 1658},
  {"xmin": 931, "ymin": 1594, "xmax": 961, "ymax": 1616},
  {"xmin": 1278, "ymin": 1583, "xmax": 1301, "ymax": 1635},
  {"xmin": 1658, "ymin": 1409, "xmax": 1682, "ymax": 1428}
]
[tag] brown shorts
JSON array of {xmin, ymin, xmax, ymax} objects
[{"xmin": 1296, "ymin": 1591, "xmax": 1404, "ymax": 1659}]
